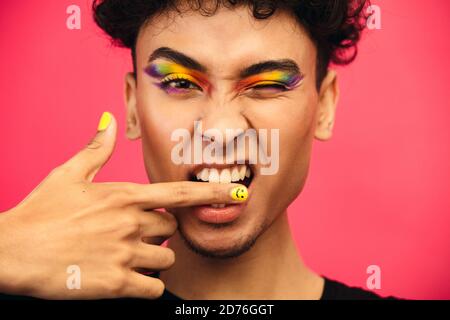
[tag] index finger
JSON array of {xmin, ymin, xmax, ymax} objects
[{"xmin": 113, "ymin": 181, "xmax": 249, "ymax": 209}]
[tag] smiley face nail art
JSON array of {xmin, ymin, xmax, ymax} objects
[{"xmin": 230, "ymin": 186, "xmax": 248, "ymax": 201}]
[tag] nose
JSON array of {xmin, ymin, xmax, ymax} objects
[{"xmin": 196, "ymin": 108, "xmax": 249, "ymax": 147}]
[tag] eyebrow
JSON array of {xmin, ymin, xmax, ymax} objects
[
  {"xmin": 148, "ymin": 47, "xmax": 302, "ymax": 79},
  {"xmin": 239, "ymin": 60, "xmax": 301, "ymax": 78},
  {"xmin": 148, "ymin": 47, "xmax": 207, "ymax": 73}
]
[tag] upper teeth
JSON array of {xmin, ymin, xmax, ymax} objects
[{"xmin": 195, "ymin": 165, "xmax": 251, "ymax": 183}]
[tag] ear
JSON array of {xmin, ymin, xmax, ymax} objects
[
  {"xmin": 314, "ymin": 69, "xmax": 340, "ymax": 141},
  {"xmin": 124, "ymin": 72, "xmax": 141, "ymax": 140}
]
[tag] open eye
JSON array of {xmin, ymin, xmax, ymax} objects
[
  {"xmin": 160, "ymin": 74, "xmax": 203, "ymax": 93},
  {"xmin": 162, "ymin": 79, "xmax": 201, "ymax": 90}
]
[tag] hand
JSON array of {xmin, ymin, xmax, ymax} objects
[{"xmin": 0, "ymin": 112, "xmax": 246, "ymax": 299}]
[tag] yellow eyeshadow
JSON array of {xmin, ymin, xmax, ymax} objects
[{"xmin": 146, "ymin": 62, "xmax": 211, "ymax": 90}]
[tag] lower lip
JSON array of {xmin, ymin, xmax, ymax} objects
[{"xmin": 192, "ymin": 203, "xmax": 247, "ymax": 224}]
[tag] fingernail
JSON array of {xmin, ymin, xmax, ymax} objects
[
  {"xmin": 230, "ymin": 186, "xmax": 248, "ymax": 201},
  {"xmin": 97, "ymin": 112, "xmax": 112, "ymax": 132}
]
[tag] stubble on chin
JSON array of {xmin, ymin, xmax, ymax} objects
[{"xmin": 177, "ymin": 221, "xmax": 267, "ymax": 259}]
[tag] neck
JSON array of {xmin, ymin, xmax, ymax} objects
[{"xmin": 160, "ymin": 210, "xmax": 324, "ymax": 299}]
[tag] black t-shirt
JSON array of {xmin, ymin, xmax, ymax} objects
[
  {"xmin": 0, "ymin": 273, "xmax": 396, "ymax": 300},
  {"xmin": 154, "ymin": 274, "xmax": 394, "ymax": 300}
]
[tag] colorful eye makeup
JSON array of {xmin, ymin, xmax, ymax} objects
[
  {"xmin": 144, "ymin": 62, "xmax": 210, "ymax": 94},
  {"xmin": 235, "ymin": 70, "xmax": 304, "ymax": 93},
  {"xmin": 144, "ymin": 61, "xmax": 304, "ymax": 96}
]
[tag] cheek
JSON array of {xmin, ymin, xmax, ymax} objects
[
  {"xmin": 248, "ymin": 93, "xmax": 318, "ymax": 212},
  {"xmin": 245, "ymin": 91, "xmax": 317, "ymax": 158},
  {"xmin": 136, "ymin": 90, "xmax": 201, "ymax": 182},
  {"xmin": 281, "ymin": 95, "xmax": 317, "ymax": 193}
]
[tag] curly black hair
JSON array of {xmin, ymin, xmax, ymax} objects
[{"xmin": 93, "ymin": 0, "xmax": 369, "ymax": 89}]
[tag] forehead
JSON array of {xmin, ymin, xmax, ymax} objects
[{"xmin": 135, "ymin": 6, "xmax": 317, "ymax": 75}]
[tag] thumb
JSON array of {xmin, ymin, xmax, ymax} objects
[{"xmin": 65, "ymin": 111, "xmax": 117, "ymax": 182}]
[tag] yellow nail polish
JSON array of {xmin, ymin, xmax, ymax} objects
[
  {"xmin": 230, "ymin": 186, "xmax": 248, "ymax": 201},
  {"xmin": 97, "ymin": 112, "xmax": 112, "ymax": 131}
]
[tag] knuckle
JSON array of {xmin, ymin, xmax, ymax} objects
[
  {"xmin": 119, "ymin": 184, "xmax": 140, "ymax": 205},
  {"xmin": 114, "ymin": 191, "xmax": 131, "ymax": 206},
  {"xmin": 49, "ymin": 164, "xmax": 70, "ymax": 178},
  {"xmin": 86, "ymin": 138, "xmax": 102, "ymax": 150},
  {"xmin": 102, "ymin": 189, "xmax": 130, "ymax": 208},
  {"xmin": 117, "ymin": 214, "xmax": 140, "ymax": 234},
  {"xmin": 120, "ymin": 183, "xmax": 137, "ymax": 196},
  {"xmin": 102, "ymin": 191, "xmax": 124, "ymax": 206},
  {"xmin": 115, "ymin": 246, "xmax": 135, "ymax": 267},
  {"xmin": 173, "ymin": 185, "xmax": 189, "ymax": 206},
  {"xmin": 101, "ymin": 191, "xmax": 119, "ymax": 206},
  {"xmin": 109, "ymin": 183, "xmax": 136, "ymax": 198}
]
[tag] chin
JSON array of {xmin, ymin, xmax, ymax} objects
[{"xmin": 176, "ymin": 210, "xmax": 267, "ymax": 259}]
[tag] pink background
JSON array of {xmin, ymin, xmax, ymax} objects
[{"xmin": 0, "ymin": 1, "xmax": 449, "ymax": 299}]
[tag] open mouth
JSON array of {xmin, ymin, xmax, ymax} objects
[{"xmin": 188, "ymin": 164, "xmax": 254, "ymax": 209}]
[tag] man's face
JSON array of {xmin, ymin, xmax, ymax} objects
[{"xmin": 125, "ymin": 6, "xmax": 336, "ymax": 258}]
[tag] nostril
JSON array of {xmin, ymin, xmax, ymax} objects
[{"xmin": 202, "ymin": 133, "xmax": 215, "ymax": 142}]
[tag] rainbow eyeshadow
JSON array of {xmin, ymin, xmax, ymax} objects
[
  {"xmin": 144, "ymin": 62, "xmax": 211, "ymax": 93},
  {"xmin": 235, "ymin": 70, "xmax": 304, "ymax": 92}
]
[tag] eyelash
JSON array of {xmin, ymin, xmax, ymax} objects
[
  {"xmin": 158, "ymin": 75, "xmax": 290, "ymax": 95},
  {"xmin": 160, "ymin": 74, "xmax": 203, "ymax": 92},
  {"xmin": 249, "ymin": 82, "xmax": 289, "ymax": 91}
]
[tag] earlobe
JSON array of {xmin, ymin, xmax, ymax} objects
[
  {"xmin": 314, "ymin": 69, "xmax": 339, "ymax": 141},
  {"xmin": 124, "ymin": 72, "xmax": 141, "ymax": 140}
]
